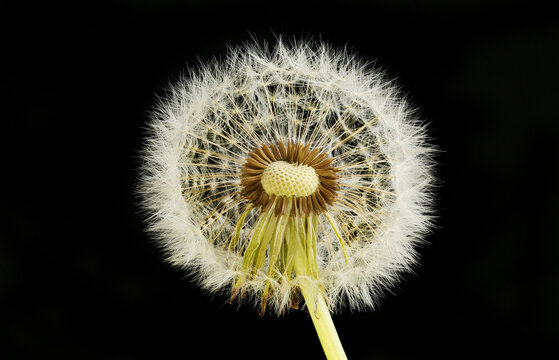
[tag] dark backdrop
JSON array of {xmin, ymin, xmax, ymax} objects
[{"xmin": 5, "ymin": 1, "xmax": 559, "ymax": 359}]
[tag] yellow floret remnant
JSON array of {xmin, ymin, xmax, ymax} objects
[{"xmin": 261, "ymin": 161, "xmax": 319, "ymax": 197}]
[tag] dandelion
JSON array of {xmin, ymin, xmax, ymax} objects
[{"xmin": 139, "ymin": 39, "xmax": 435, "ymax": 359}]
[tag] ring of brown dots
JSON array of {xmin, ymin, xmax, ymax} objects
[{"xmin": 240, "ymin": 141, "xmax": 339, "ymax": 216}]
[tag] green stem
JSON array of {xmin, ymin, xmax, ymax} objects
[
  {"xmin": 292, "ymin": 229, "xmax": 347, "ymax": 360},
  {"xmin": 298, "ymin": 279, "xmax": 348, "ymax": 360}
]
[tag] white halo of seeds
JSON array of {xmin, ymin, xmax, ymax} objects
[{"xmin": 139, "ymin": 39, "xmax": 436, "ymax": 314}]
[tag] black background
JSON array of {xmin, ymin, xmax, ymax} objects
[{"xmin": 5, "ymin": 1, "xmax": 559, "ymax": 359}]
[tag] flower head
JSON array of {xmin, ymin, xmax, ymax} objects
[{"xmin": 140, "ymin": 40, "xmax": 435, "ymax": 316}]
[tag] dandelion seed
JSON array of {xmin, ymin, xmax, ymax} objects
[{"xmin": 139, "ymin": 39, "xmax": 436, "ymax": 359}]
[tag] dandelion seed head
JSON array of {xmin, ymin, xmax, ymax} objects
[{"xmin": 139, "ymin": 38, "xmax": 436, "ymax": 314}]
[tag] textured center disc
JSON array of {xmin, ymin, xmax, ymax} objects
[{"xmin": 261, "ymin": 161, "xmax": 319, "ymax": 197}]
